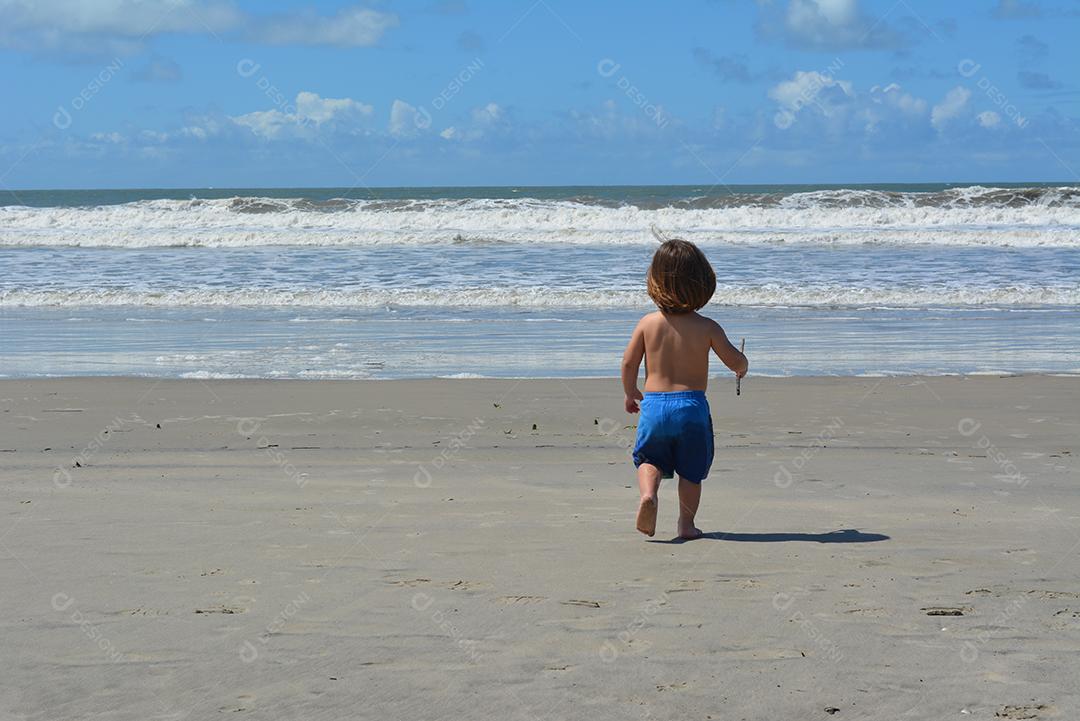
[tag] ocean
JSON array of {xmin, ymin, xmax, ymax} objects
[{"xmin": 2, "ymin": 183, "xmax": 1078, "ymax": 379}]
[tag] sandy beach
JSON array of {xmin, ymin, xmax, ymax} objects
[{"xmin": 2, "ymin": 375, "xmax": 1078, "ymax": 720}]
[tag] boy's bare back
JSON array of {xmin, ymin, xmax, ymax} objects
[{"xmin": 622, "ymin": 311, "xmax": 746, "ymax": 407}]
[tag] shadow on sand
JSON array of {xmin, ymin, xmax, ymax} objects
[{"xmin": 648, "ymin": 528, "xmax": 890, "ymax": 545}]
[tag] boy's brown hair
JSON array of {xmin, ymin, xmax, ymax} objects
[{"xmin": 646, "ymin": 238, "xmax": 716, "ymax": 314}]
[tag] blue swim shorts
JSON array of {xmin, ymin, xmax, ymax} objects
[{"xmin": 632, "ymin": 390, "xmax": 714, "ymax": 484}]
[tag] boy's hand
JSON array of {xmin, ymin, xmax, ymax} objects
[{"xmin": 625, "ymin": 389, "xmax": 644, "ymax": 413}]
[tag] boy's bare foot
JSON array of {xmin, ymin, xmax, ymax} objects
[
  {"xmin": 636, "ymin": 496, "xmax": 657, "ymax": 537},
  {"xmin": 678, "ymin": 523, "xmax": 703, "ymax": 540}
]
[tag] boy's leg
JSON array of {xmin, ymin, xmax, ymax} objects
[
  {"xmin": 636, "ymin": 463, "xmax": 662, "ymax": 537},
  {"xmin": 677, "ymin": 476, "xmax": 702, "ymax": 540}
]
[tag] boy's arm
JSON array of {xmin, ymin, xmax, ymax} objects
[
  {"xmin": 710, "ymin": 321, "xmax": 748, "ymax": 378},
  {"xmin": 621, "ymin": 319, "xmax": 646, "ymax": 413}
]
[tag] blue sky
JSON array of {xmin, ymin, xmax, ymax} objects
[{"xmin": 2, "ymin": 0, "xmax": 1078, "ymax": 188}]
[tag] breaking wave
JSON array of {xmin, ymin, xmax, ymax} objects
[{"xmin": 2, "ymin": 186, "xmax": 1079, "ymax": 248}]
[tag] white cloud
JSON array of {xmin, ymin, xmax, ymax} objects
[
  {"xmin": 0, "ymin": 1, "xmax": 397, "ymax": 56},
  {"xmin": 181, "ymin": 125, "xmax": 210, "ymax": 141},
  {"xmin": 0, "ymin": 0, "xmax": 240, "ymax": 37},
  {"xmin": 230, "ymin": 110, "xmax": 297, "ymax": 141},
  {"xmin": 91, "ymin": 131, "xmax": 124, "ymax": 144},
  {"xmin": 471, "ymin": 103, "xmax": 503, "ymax": 124},
  {"xmin": 389, "ymin": 99, "xmax": 429, "ymax": 137},
  {"xmin": 978, "ymin": 110, "xmax": 1002, "ymax": 128},
  {"xmin": 869, "ymin": 84, "xmax": 927, "ymax": 115},
  {"xmin": 788, "ymin": 0, "xmax": 858, "ymax": 28},
  {"xmin": 931, "ymin": 86, "xmax": 971, "ymax": 130},
  {"xmin": 765, "ymin": 74, "xmax": 936, "ymax": 138},
  {"xmin": 295, "ymin": 91, "xmax": 373, "ymax": 123},
  {"xmin": 435, "ymin": 103, "xmax": 509, "ymax": 142},
  {"xmin": 775, "ymin": 0, "xmax": 905, "ymax": 50},
  {"xmin": 135, "ymin": 115, "xmax": 229, "ymax": 143},
  {"xmin": 231, "ymin": 92, "xmax": 373, "ymax": 140},
  {"xmin": 139, "ymin": 130, "xmax": 169, "ymax": 143},
  {"xmin": 253, "ymin": 7, "xmax": 398, "ymax": 47},
  {"xmin": 769, "ymin": 70, "xmax": 853, "ymax": 127},
  {"xmin": 0, "ymin": 0, "xmax": 237, "ymax": 54},
  {"xmin": 770, "ymin": 70, "xmax": 853, "ymax": 110},
  {"xmin": 861, "ymin": 83, "xmax": 929, "ymax": 133},
  {"xmin": 434, "ymin": 104, "xmax": 505, "ymax": 142}
]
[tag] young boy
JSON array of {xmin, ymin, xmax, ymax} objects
[{"xmin": 621, "ymin": 238, "xmax": 748, "ymax": 539}]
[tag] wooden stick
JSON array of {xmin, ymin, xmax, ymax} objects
[{"xmin": 736, "ymin": 338, "xmax": 745, "ymax": 396}]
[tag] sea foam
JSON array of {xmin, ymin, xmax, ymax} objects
[
  {"xmin": 4, "ymin": 285, "xmax": 1078, "ymax": 308},
  {"xmin": 2, "ymin": 187, "xmax": 1079, "ymax": 248}
]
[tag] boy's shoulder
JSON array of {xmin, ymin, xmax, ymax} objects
[
  {"xmin": 639, "ymin": 310, "xmax": 722, "ymax": 332},
  {"xmin": 634, "ymin": 311, "xmax": 663, "ymax": 331},
  {"xmin": 694, "ymin": 311, "xmax": 722, "ymax": 330}
]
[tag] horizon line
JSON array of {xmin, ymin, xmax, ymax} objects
[{"xmin": 3, "ymin": 180, "xmax": 1075, "ymax": 193}]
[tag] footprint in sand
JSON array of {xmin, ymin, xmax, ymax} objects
[
  {"xmin": 445, "ymin": 580, "xmax": 491, "ymax": 591},
  {"xmin": 1050, "ymin": 608, "xmax": 1080, "ymax": 629},
  {"xmin": 996, "ymin": 704, "xmax": 1051, "ymax": 719},
  {"xmin": 116, "ymin": 607, "xmax": 170, "ymax": 617},
  {"xmin": 843, "ymin": 607, "xmax": 888, "ymax": 617},
  {"xmin": 922, "ymin": 606, "xmax": 971, "ymax": 616},
  {"xmin": 666, "ymin": 580, "xmax": 704, "ymax": 593},
  {"xmin": 498, "ymin": 595, "xmax": 547, "ymax": 605},
  {"xmin": 194, "ymin": 604, "xmax": 245, "ymax": 614},
  {"xmin": 1028, "ymin": 589, "xmax": 1080, "ymax": 600}
]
